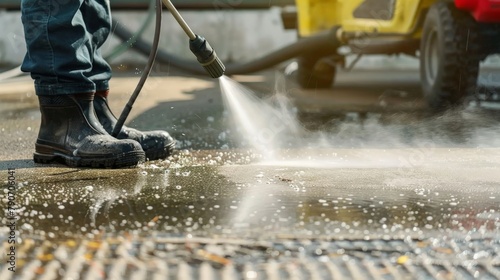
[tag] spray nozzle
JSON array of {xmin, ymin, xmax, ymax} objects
[{"xmin": 189, "ymin": 35, "xmax": 225, "ymax": 78}]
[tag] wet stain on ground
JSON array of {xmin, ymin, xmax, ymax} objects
[
  {"xmin": 2, "ymin": 149, "xmax": 500, "ymax": 279},
  {"xmin": 5, "ymin": 149, "xmax": 499, "ymax": 242}
]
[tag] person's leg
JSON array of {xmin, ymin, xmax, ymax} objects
[
  {"xmin": 21, "ymin": 0, "xmax": 144, "ymax": 168},
  {"xmin": 21, "ymin": 0, "xmax": 99, "ymax": 95},
  {"xmin": 83, "ymin": 1, "xmax": 175, "ymax": 160},
  {"xmin": 80, "ymin": 0, "xmax": 112, "ymax": 92}
]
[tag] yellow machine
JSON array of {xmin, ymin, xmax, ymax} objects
[
  {"xmin": 297, "ymin": 0, "xmax": 434, "ymax": 37},
  {"xmin": 293, "ymin": 0, "xmax": 500, "ymax": 110}
]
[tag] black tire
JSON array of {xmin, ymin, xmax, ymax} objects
[
  {"xmin": 297, "ymin": 55, "xmax": 336, "ymax": 89},
  {"xmin": 420, "ymin": 2, "xmax": 480, "ymax": 111}
]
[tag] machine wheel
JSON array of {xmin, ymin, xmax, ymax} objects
[
  {"xmin": 420, "ymin": 2, "xmax": 480, "ymax": 110},
  {"xmin": 297, "ymin": 56, "xmax": 336, "ymax": 89}
]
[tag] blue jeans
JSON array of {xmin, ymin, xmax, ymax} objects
[{"xmin": 21, "ymin": 0, "xmax": 112, "ymax": 96}]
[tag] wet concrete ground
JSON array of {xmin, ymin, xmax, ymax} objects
[{"xmin": 1, "ymin": 67, "xmax": 500, "ymax": 278}]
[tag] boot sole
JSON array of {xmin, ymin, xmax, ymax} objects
[
  {"xmin": 34, "ymin": 150, "xmax": 145, "ymax": 168},
  {"xmin": 144, "ymin": 140, "xmax": 176, "ymax": 161}
]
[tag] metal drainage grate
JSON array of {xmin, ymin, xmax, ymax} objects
[{"xmin": 1, "ymin": 237, "xmax": 499, "ymax": 279}]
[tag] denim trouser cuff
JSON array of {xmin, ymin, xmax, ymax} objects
[{"xmin": 34, "ymin": 80, "xmax": 109, "ymax": 96}]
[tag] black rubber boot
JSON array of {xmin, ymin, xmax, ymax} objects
[
  {"xmin": 34, "ymin": 93, "xmax": 145, "ymax": 168},
  {"xmin": 93, "ymin": 93, "xmax": 175, "ymax": 161}
]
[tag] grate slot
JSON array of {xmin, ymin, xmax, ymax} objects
[{"xmin": 177, "ymin": 261, "xmax": 194, "ymax": 280}]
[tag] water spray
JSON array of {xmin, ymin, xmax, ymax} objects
[{"xmin": 112, "ymin": 0, "xmax": 225, "ymax": 137}]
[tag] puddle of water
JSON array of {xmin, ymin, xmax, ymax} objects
[{"xmin": 5, "ymin": 163, "xmax": 499, "ymax": 242}]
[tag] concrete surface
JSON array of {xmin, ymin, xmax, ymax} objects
[{"xmin": 1, "ymin": 67, "xmax": 500, "ymax": 278}]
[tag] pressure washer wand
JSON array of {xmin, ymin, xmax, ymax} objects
[
  {"xmin": 112, "ymin": 0, "xmax": 225, "ymax": 138},
  {"xmin": 162, "ymin": 0, "xmax": 225, "ymax": 78}
]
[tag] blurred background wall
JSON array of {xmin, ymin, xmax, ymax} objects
[{"xmin": 0, "ymin": 8, "xmax": 498, "ymax": 70}]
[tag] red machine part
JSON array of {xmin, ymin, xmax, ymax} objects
[{"xmin": 455, "ymin": 0, "xmax": 500, "ymax": 22}]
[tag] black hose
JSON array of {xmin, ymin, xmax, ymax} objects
[
  {"xmin": 112, "ymin": 20, "xmax": 342, "ymax": 75},
  {"xmin": 112, "ymin": 0, "xmax": 162, "ymax": 137}
]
